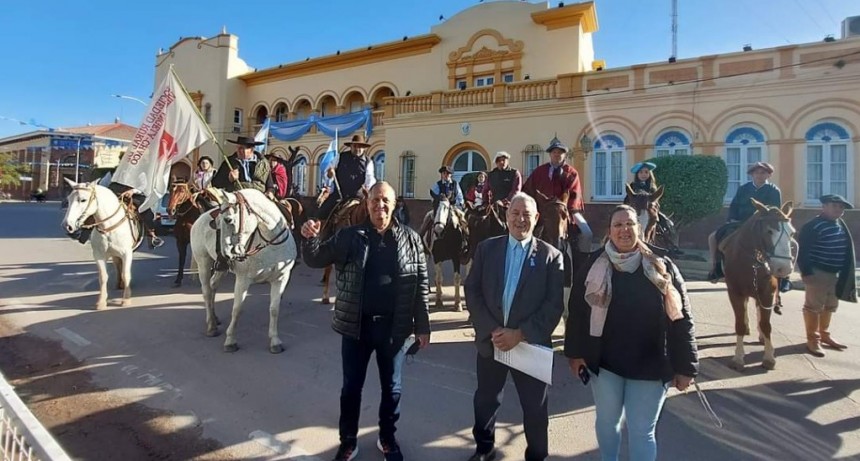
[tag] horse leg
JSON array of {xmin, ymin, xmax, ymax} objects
[
  {"xmin": 757, "ymin": 305, "xmax": 776, "ymax": 370},
  {"xmin": 729, "ymin": 290, "xmax": 749, "ymax": 371},
  {"xmin": 268, "ymin": 278, "xmax": 290, "ymax": 354},
  {"xmin": 198, "ymin": 259, "xmax": 220, "ymax": 337},
  {"xmin": 321, "ymin": 265, "xmax": 332, "ymax": 305},
  {"xmin": 120, "ymin": 253, "xmax": 132, "ymax": 307},
  {"xmin": 224, "ymin": 277, "xmax": 251, "ymax": 353},
  {"xmin": 94, "ymin": 258, "xmax": 109, "ymax": 310},
  {"xmin": 112, "ymin": 256, "xmax": 124, "ymax": 290},
  {"xmin": 174, "ymin": 238, "xmax": 187, "ymax": 288},
  {"xmin": 435, "ymin": 262, "xmax": 444, "ymax": 309},
  {"xmin": 453, "ymin": 261, "xmax": 462, "ymax": 312}
]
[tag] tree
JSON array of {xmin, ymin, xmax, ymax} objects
[
  {"xmin": 646, "ymin": 154, "xmax": 727, "ymax": 228},
  {"xmin": 0, "ymin": 152, "xmax": 29, "ymax": 188}
]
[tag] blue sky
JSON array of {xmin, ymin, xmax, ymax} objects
[{"xmin": 0, "ymin": 0, "xmax": 855, "ymax": 139}]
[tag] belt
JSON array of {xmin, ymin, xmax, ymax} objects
[{"xmin": 363, "ymin": 314, "xmax": 390, "ymax": 322}]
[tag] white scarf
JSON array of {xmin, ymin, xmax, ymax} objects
[{"xmin": 584, "ymin": 241, "xmax": 684, "ymax": 337}]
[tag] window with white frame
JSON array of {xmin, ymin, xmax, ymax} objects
[
  {"xmin": 723, "ymin": 126, "xmax": 765, "ymax": 201},
  {"xmin": 373, "ymin": 152, "xmax": 385, "ymax": 181},
  {"xmin": 293, "ymin": 155, "xmax": 308, "ymax": 196},
  {"xmin": 806, "ymin": 121, "xmax": 851, "ymax": 202},
  {"xmin": 400, "ymin": 153, "xmax": 416, "ymax": 198},
  {"xmin": 474, "ymin": 76, "xmax": 494, "ymax": 87},
  {"xmin": 452, "ymin": 150, "xmax": 488, "ymax": 183},
  {"xmin": 592, "ymin": 134, "xmax": 627, "ymax": 200},
  {"xmin": 233, "ymin": 108, "xmax": 243, "ymax": 130},
  {"xmin": 654, "ymin": 130, "xmax": 691, "ymax": 157},
  {"xmin": 522, "ymin": 144, "xmax": 542, "ymax": 179}
]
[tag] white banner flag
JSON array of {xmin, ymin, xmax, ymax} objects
[{"xmin": 112, "ymin": 68, "xmax": 213, "ymax": 211}]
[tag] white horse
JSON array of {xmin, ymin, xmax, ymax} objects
[
  {"xmin": 190, "ymin": 188, "xmax": 297, "ymax": 353},
  {"xmin": 61, "ymin": 178, "xmax": 141, "ymax": 309}
]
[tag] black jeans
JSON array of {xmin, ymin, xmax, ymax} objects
[
  {"xmin": 473, "ymin": 353, "xmax": 549, "ymax": 461},
  {"xmin": 339, "ymin": 316, "xmax": 406, "ymax": 444}
]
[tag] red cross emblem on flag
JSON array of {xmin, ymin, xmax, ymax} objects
[{"xmin": 158, "ymin": 130, "xmax": 179, "ymax": 161}]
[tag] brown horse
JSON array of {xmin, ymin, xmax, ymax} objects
[
  {"xmin": 465, "ymin": 202, "xmax": 507, "ymax": 262},
  {"xmin": 166, "ymin": 182, "xmax": 206, "ymax": 287},
  {"xmin": 532, "ymin": 191, "xmax": 578, "ymax": 319},
  {"xmin": 625, "ymin": 185, "xmax": 663, "ymax": 244},
  {"xmin": 722, "ymin": 199, "xmax": 795, "ymax": 371},
  {"xmin": 316, "ymin": 196, "xmax": 367, "ymax": 304}
]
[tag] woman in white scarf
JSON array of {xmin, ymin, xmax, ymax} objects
[
  {"xmin": 564, "ymin": 205, "xmax": 698, "ymax": 461},
  {"xmin": 194, "ymin": 156, "xmax": 215, "ymax": 190}
]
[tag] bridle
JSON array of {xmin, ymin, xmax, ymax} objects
[
  {"xmin": 221, "ymin": 191, "xmax": 290, "ymax": 260},
  {"xmin": 750, "ymin": 217, "xmax": 795, "ymax": 311},
  {"xmin": 70, "ymin": 184, "xmax": 130, "ymax": 234}
]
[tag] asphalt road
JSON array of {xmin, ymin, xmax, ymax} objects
[{"xmin": 1, "ymin": 201, "xmax": 859, "ymax": 461}]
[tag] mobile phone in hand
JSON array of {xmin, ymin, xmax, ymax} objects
[{"xmin": 578, "ymin": 365, "xmax": 590, "ymax": 385}]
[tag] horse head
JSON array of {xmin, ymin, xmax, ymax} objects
[
  {"xmin": 61, "ymin": 177, "xmax": 100, "ymax": 234},
  {"xmin": 625, "ymin": 184, "xmax": 663, "ymax": 241},
  {"xmin": 433, "ymin": 197, "xmax": 453, "ymax": 237},
  {"xmin": 749, "ymin": 198, "xmax": 796, "ymax": 277},
  {"xmin": 167, "ymin": 182, "xmax": 195, "ymax": 215},
  {"xmin": 536, "ymin": 198, "xmax": 570, "ymax": 250},
  {"xmin": 218, "ymin": 191, "xmax": 265, "ymax": 261}
]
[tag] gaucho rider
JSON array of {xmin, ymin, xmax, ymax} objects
[
  {"xmin": 522, "ymin": 136, "xmax": 593, "ymax": 253},
  {"xmin": 487, "ymin": 151, "xmax": 522, "ymax": 213},
  {"xmin": 315, "ymin": 133, "xmax": 376, "ymax": 222},
  {"xmin": 419, "ymin": 165, "xmax": 468, "ymax": 251}
]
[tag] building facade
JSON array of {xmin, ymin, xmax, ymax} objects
[{"xmin": 154, "ymin": 1, "xmax": 860, "ymax": 245}]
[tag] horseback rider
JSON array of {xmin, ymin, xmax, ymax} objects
[
  {"xmin": 487, "ymin": 151, "xmax": 522, "ymax": 210},
  {"xmin": 708, "ymin": 161, "xmax": 786, "ymax": 287},
  {"xmin": 314, "ymin": 133, "xmax": 376, "ymax": 221},
  {"xmin": 418, "ymin": 166, "xmax": 468, "ymax": 249},
  {"xmin": 211, "ymin": 136, "xmax": 274, "ymax": 194},
  {"xmin": 76, "ymin": 165, "xmax": 164, "ymax": 249},
  {"xmin": 625, "ymin": 162, "xmax": 679, "ymax": 253},
  {"xmin": 522, "ymin": 136, "xmax": 593, "ymax": 253},
  {"xmin": 465, "ymin": 171, "xmax": 491, "ymax": 210},
  {"xmin": 266, "ymin": 151, "xmax": 290, "ymax": 201}
]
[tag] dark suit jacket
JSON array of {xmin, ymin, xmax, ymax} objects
[{"xmin": 465, "ymin": 235, "xmax": 565, "ymax": 358}]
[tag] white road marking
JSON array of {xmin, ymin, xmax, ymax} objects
[
  {"xmin": 54, "ymin": 327, "xmax": 91, "ymax": 346},
  {"xmin": 61, "ymin": 271, "xmax": 97, "ymax": 276},
  {"xmin": 248, "ymin": 430, "xmax": 322, "ymax": 460}
]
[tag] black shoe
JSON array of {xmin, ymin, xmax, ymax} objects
[
  {"xmin": 332, "ymin": 442, "xmax": 358, "ymax": 461},
  {"xmin": 377, "ymin": 437, "xmax": 403, "ymax": 461},
  {"xmin": 467, "ymin": 448, "xmax": 496, "ymax": 461}
]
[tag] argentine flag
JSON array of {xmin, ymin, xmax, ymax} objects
[
  {"xmin": 318, "ymin": 131, "xmax": 339, "ymax": 188},
  {"xmin": 254, "ymin": 117, "xmax": 270, "ymax": 155}
]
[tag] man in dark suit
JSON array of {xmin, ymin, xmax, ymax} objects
[{"xmin": 464, "ymin": 192, "xmax": 565, "ymax": 461}]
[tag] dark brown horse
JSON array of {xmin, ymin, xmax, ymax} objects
[
  {"xmin": 532, "ymin": 191, "xmax": 578, "ymax": 319},
  {"xmin": 465, "ymin": 202, "xmax": 507, "ymax": 261},
  {"xmin": 722, "ymin": 199, "xmax": 795, "ymax": 371},
  {"xmin": 428, "ymin": 197, "xmax": 468, "ymax": 311},
  {"xmin": 625, "ymin": 184, "xmax": 664, "ymax": 244},
  {"xmin": 166, "ymin": 182, "xmax": 206, "ymax": 287}
]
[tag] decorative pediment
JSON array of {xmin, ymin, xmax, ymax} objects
[{"xmin": 448, "ymin": 29, "xmax": 524, "ymax": 64}]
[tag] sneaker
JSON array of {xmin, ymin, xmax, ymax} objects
[
  {"xmin": 377, "ymin": 437, "xmax": 403, "ymax": 461},
  {"xmin": 332, "ymin": 442, "xmax": 358, "ymax": 461}
]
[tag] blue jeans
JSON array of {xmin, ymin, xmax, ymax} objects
[
  {"xmin": 339, "ymin": 316, "xmax": 406, "ymax": 443},
  {"xmin": 591, "ymin": 368, "xmax": 668, "ymax": 461}
]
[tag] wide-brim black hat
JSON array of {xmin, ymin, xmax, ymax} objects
[
  {"xmin": 227, "ymin": 135, "xmax": 264, "ymax": 147},
  {"xmin": 439, "ymin": 166, "xmax": 452, "ymax": 174},
  {"xmin": 820, "ymin": 194, "xmax": 854, "ymax": 209},
  {"xmin": 344, "ymin": 133, "xmax": 371, "ymax": 148}
]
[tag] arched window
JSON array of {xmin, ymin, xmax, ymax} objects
[
  {"xmin": 373, "ymin": 152, "xmax": 385, "ymax": 181},
  {"xmin": 806, "ymin": 121, "xmax": 851, "ymax": 202},
  {"xmin": 203, "ymin": 103, "xmax": 212, "ymax": 124},
  {"xmin": 723, "ymin": 126, "xmax": 766, "ymax": 201},
  {"xmin": 451, "ymin": 150, "xmax": 488, "ymax": 183},
  {"xmin": 592, "ymin": 133, "xmax": 627, "ymax": 200},
  {"xmin": 293, "ymin": 155, "xmax": 308, "ymax": 196},
  {"xmin": 654, "ymin": 130, "xmax": 691, "ymax": 157},
  {"xmin": 400, "ymin": 151, "xmax": 416, "ymax": 198},
  {"xmin": 273, "ymin": 103, "xmax": 288, "ymax": 122}
]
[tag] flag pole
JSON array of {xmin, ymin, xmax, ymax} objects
[
  {"xmin": 168, "ymin": 65, "xmax": 234, "ymax": 173},
  {"xmin": 332, "ymin": 129, "xmax": 342, "ymax": 199}
]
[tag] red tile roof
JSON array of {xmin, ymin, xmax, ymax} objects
[{"xmin": 62, "ymin": 122, "xmax": 138, "ymax": 141}]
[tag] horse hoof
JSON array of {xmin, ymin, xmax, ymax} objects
[
  {"xmin": 322, "ymin": 298, "xmax": 331, "ymax": 305},
  {"xmin": 172, "ymin": 280, "xmax": 182, "ymax": 288},
  {"xmin": 223, "ymin": 343, "xmax": 239, "ymax": 353},
  {"xmin": 215, "ymin": 317, "xmax": 222, "ymax": 326},
  {"xmin": 729, "ymin": 360, "xmax": 745, "ymax": 372},
  {"xmin": 205, "ymin": 328, "xmax": 220, "ymax": 337},
  {"xmin": 270, "ymin": 344, "xmax": 285, "ymax": 354},
  {"xmin": 95, "ymin": 303, "xmax": 107, "ymax": 310},
  {"xmin": 762, "ymin": 359, "xmax": 776, "ymax": 370},
  {"xmin": 121, "ymin": 299, "xmax": 131, "ymax": 308}
]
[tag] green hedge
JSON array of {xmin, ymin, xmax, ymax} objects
[{"xmin": 645, "ymin": 154, "xmax": 727, "ymax": 228}]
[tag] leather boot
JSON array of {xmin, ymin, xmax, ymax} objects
[
  {"xmin": 803, "ymin": 311, "xmax": 825, "ymax": 357},
  {"xmin": 819, "ymin": 311, "xmax": 847, "ymax": 350}
]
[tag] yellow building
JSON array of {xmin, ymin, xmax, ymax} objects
[{"xmin": 155, "ymin": 0, "xmax": 860, "ymax": 238}]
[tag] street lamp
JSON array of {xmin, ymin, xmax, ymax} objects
[{"xmin": 111, "ymin": 94, "xmax": 148, "ymax": 106}]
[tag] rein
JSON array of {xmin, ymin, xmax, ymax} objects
[
  {"xmin": 224, "ymin": 191, "xmax": 291, "ymax": 260},
  {"xmin": 73, "ymin": 185, "xmax": 131, "ymax": 234}
]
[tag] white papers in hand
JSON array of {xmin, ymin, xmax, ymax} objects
[{"xmin": 494, "ymin": 342, "xmax": 554, "ymax": 385}]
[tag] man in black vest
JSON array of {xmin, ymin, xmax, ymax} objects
[
  {"xmin": 316, "ymin": 133, "xmax": 376, "ymax": 220},
  {"xmin": 487, "ymin": 151, "xmax": 522, "ymax": 208},
  {"xmin": 419, "ymin": 166, "xmax": 467, "ymax": 250}
]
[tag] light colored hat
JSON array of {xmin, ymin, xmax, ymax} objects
[
  {"xmin": 747, "ymin": 161, "xmax": 774, "ymax": 174},
  {"xmin": 494, "ymin": 151, "xmax": 511, "ymax": 161}
]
